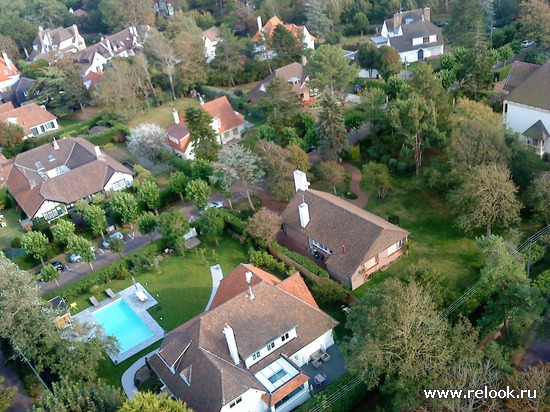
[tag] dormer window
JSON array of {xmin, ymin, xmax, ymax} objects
[
  {"xmin": 252, "ymin": 351, "xmax": 260, "ymax": 360},
  {"xmin": 267, "ymin": 342, "xmax": 275, "ymax": 351},
  {"xmin": 281, "ymin": 332, "xmax": 290, "ymax": 342},
  {"xmin": 229, "ymin": 397, "xmax": 242, "ymax": 408},
  {"xmin": 423, "ymin": 36, "xmax": 430, "ymax": 44}
]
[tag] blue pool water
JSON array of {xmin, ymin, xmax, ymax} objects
[{"xmin": 93, "ymin": 299, "xmax": 153, "ymax": 353}]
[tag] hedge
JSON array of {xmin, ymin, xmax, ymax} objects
[
  {"xmin": 294, "ymin": 373, "xmax": 369, "ymax": 412},
  {"xmin": 221, "ymin": 211, "xmax": 248, "ymax": 234},
  {"xmin": 271, "ymin": 242, "xmax": 330, "ymax": 279},
  {"xmin": 43, "ymin": 241, "xmax": 162, "ymax": 301}
]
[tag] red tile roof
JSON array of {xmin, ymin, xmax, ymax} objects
[
  {"xmin": 199, "ymin": 96, "xmax": 245, "ymax": 134},
  {"xmin": 261, "ymin": 373, "xmax": 310, "ymax": 406},
  {"xmin": 0, "ymin": 56, "xmax": 20, "ymax": 78},
  {"xmin": 166, "ymin": 123, "xmax": 191, "ymax": 153},
  {"xmin": 252, "ymin": 16, "xmax": 315, "ymax": 43},
  {"xmin": 0, "ymin": 103, "xmax": 56, "ymax": 135},
  {"xmin": 278, "ymin": 273, "xmax": 319, "ymax": 309},
  {"xmin": 202, "ymin": 26, "xmax": 219, "ymax": 42}
]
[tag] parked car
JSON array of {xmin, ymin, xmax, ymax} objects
[
  {"xmin": 69, "ymin": 253, "xmax": 82, "ymax": 263},
  {"xmin": 51, "ymin": 261, "xmax": 65, "ymax": 272},
  {"xmin": 522, "ymin": 40, "xmax": 535, "ymax": 48},
  {"xmin": 102, "ymin": 231, "xmax": 124, "ymax": 248},
  {"xmin": 199, "ymin": 201, "xmax": 224, "ymax": 215}
]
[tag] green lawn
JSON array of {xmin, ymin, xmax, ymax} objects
[
  {"xmin": 71, "ymin": 236, "xmax": 247, "ymax": 386},
  {"xmin": 102, "ymin": 143, "xmax": 138, "ymax": 165},
  {"xmin": 353, "ymin": 175, "xmax": 483, "ymax": 298},
  {"xmin": 127, "ymin": 98, "xmax": 200, "ymax": 129},
  {"xmin": 0, "ymin": 207, "xmax": 25, "ymax": 250}
]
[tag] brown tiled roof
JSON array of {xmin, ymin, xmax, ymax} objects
[
  {"xmin": 504, "ymin": 61, "xmax": 550, "ymax": 111},
  {"xmin": 166, "ymin": 124, "xmax": 191, "ymax": 153},
  {"xmin": 6, "ymin": 137, "xmax": 132, "ymax": 218},
  {"xmin": 277, "ymin": 273, "xmax": 319, "ymax": 309},
  {"xmin": 261, "ymin": 373, "xmax": 310, "ymax": 406},
  {"xmin": 252, "ymin": 16, "xmax": 314, "ymax": 43},
  {"xmin": 0, "ymin": 103, "xmax": 56, "ymax": 135},
  {"xmin": 0, "ymin": 102, "xmax": 14, "ymax": 113},
  {"xmin": 247, "ymin": 62, "xmax": 310, "ymax": 103},
  {"xmin": 200, "ymin": 96, "xmax": 245, "ymax": 134},
  {"xmin": 503, "ymin": 61, "xmax": 540, "ymax": 92},
  {"xmin": 282, "ymin": 189, "xmax": 410, "ymax": 277},
  {"xmin": 202, "ymin": 26, "xmax": 219, "ymax": 42},
  {"xmin": 148, "ymin": 263, "xmax": 337, "ymax": 411}
]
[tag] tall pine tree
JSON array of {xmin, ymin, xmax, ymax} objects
[
  {"xmin": 316, "ymin": 93, "xmax": 348, "ymax": 161},
  {"xmin": 185, "ymin": 106, "xmax": 221, "ymax": 161}
]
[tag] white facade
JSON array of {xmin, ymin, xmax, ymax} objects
[
  {"xmin": 204, "ymin": 37, "xmax": 218, "ymax": 63},
  {"xmin": 290, "ymin": 330, "xmax": 335, "ymax": 367},
  {"xmin": 27, "ymin": 119, "xmax": 59, "ymax": 138},
  {"xmin": 219, "ymin": 388, "xmax": 268, "ymax": 412},
  {"xmin": 302, "ymin": 27, "xmax": 315, "ymax": 50},
  {"xmin": 399, "ymin": 44, "xmax": 444, "ymax": 63},
  {"xmin": 34, "ymin": 200, "xmax": 67, "ymax": 221},
  {"xmin": 504, "ymin": 101, "xmax": 550, "ymax": 156},
  {"xmin": 104, "ymin": 171, "xmax": 134, "ymax": 192}
]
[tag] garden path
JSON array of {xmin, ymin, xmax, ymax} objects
[{"xmin": 342, "ymin": 163, "xmax": 369, "ymax": 208}]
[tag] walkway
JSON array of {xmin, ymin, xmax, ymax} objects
[
  {"xmin": 121, "ymin": 349, "xmax": 159, "ymax": 399},
  {"xmin": 342, "ymin": 163, "xmax": 368, "ymax": 209},
  {"xmin": 205, "ymin": 264, "xmax": 224, "ymax": 311}
]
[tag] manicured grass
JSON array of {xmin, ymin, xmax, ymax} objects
[
  {"xmin": 102, "ymin": 143, "xmax": 138, "ymax": 165},
  {"xmin": 353, "ymin": 175, "xmax": 483, "ymax": 298},
  {"xmin": 496, "ymin": 64, "xmax": 513, "ymax": 81},
  {"xmin": 0, "ymin": 207, "xmax": 25, "ymax": 250},
  {"xmin": 127, "ymin": 98, "xmax": 200, "ymax": 129},
  {"xmin": 73, "ymin": 235, "xmax": 248, "ymax": 387}
]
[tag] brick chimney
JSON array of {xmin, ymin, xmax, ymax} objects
[
  {"xmin": 393, "ymin": 11, "xmax": 403, "ymax": 29},
  {"xmin": 423, "ymin": 7, "xmax": 431, "ymax": 22}
]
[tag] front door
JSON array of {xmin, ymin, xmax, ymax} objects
[{"xmin": 418, "ymin": 49, "xmax": 424, "ymax": 60}]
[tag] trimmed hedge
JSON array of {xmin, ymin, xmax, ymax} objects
[
  {"xmin": 43, "ymin": 241, "xmax": 162, "ymax": 301},
  {"xmin": 271, "ymin": 242, "xmax": 330, "ymax": 279},
  {"xmin": 295, "ymin": 372, "xmax": 369, "ymax": 412},
  {"xmin": 221, "ymin": 211, "xmax": 248, "ymax": 234}
]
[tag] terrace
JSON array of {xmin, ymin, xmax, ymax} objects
[{"xmin": 301, "ymin": 345, "xmax": 346, "ymax": 395}]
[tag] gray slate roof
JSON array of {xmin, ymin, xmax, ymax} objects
[
  {"xmin": 389, "ymin": 20, "xmax": 443, "ymax": 53},
  {"xmin": 504, "ymin": 60, "xmax": 550, "ymax": 111}
]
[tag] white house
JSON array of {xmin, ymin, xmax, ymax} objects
[
  {"xmin": 502, "ymin": 60, "xmax": 550, "ymax": 158},
  {"xmin": 202, "ymin": 26, "xmax": 219, "ymax": 63},
  {"xmin": 0, "ymin": 53, "xmax": 20, "ymax": 92},
  {"xmin": 0, "ymin": 102, "xmax": 58, "ymax": 138},
  {"xmin": 6, "ymin": 138, "xmax": 133, "ymax": 221},
  {"xmin": 30, "ymin": 25, "xmax": 86, "ymax": 61},
  {"xmin": 148, "ymin": 263, "xmax": 340, "ymax": 412},
  {"xmin": 370, "ymin": 8, "xmax": 443, "ymax": 63},
  {"xmin": 252, "ymin": 16, "xmax": 315, "ymax": 52},
  {"xmin": 166, "ymin": 96, "xmax": 246, "ymax": 160}
]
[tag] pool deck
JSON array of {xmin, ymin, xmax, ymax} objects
[{"xmin": 72, "ymin": 283, "xmax": 165, "ymax": 364}]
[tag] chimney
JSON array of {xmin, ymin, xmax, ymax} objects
[
  {"xmin": 257, "ymin": 16, "xmax": 263, "ymax": 33},
  {"xmin": 293, "ymin": 170, "xmax": 310, "ymax": 192},
  {"xmin": 245, "ymin": 271, "xmax": 253, "ymax": 284},
  {"xmin": 342, "ymin": 244, "xmax": 346, "ymax": 254},
  {"xmin": 247, "ymin": 286, "xmax": 255, "ymax": 300},
  {"xmin": 52, "ymin": 138, "xmax": 59, "ymax": 150},
  {"xmin": 423, "ymin": 7, "xmax": 430, "ymax": 22},
  {"xmin": 2, "ymin": 53, "xmax": 12, "ymax": 71},
  {"xmin": 223, "ymin": 323, "xmax": 240, "ymax": 365},
  {"xmin": 94, "ymin": 146, "xmax": 105, "ymax": 161},
  {"xmin": 172, "ymin": 108, "xmax": 180, "ymax": 125},
  {"xmin": 393, "ymin": 11, "xmax": 403, "ymax": 28},
  {"xmin": 298, "ymin": 202, "xmax": 310, "ymax": 228},
  {"xmin": 199, "ymin": 95, "xmax": 204, "ymax": 105},
  {"xmin": 301, "ymin": 55, "xmax": 307, "ymax": 66}
]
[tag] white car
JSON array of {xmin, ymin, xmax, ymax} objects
[
  {"xmin": 102, "ymin": 231, "xmax": 124, "ymax": 248},
  {"xmin": 199, "ymin": 201, "xmax": 224, "ymax": 216},
  {"xmin": 521, "ymin": 40, "xmax": 535, "ymax": 48}
]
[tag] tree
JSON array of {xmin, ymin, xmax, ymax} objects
[
  {"xmin": 52, "ymin": 220, "xmax": 75, "ymax": 245},
  {"xmin": 35, "ymin": 381, "xmax": 124, "ymax": 412},
  {"xmin": 82, "ymin": 204, "xmax": 108, "ymax": 239},
  {"xmin": 311, "ymin": 279, "xmax": 347, "ymax": 304},
  {"xmin": 448, "ymin": 99, "xmax": 509, "ymax": 171},
  {"xmin": 525, "ymin": 177, "xmax": 550, "ymax": 224},
  {"xmin": 479, "ymin": 282, "xmax": 547, "ymax": 346},
  {"xmin": 316, "ymin": 92, "xmax": 348, "ymax": 161},
  {"xmin": 357, "ymin": 41, "xmax": 379, "ymax": 77},
  {"xmin": 309, "ymin": 45, "xmax": 359, "ymax": 95},
  {"xmin": 257, "ymin": 141, "xmax": 296, "ymax": 200},
  {"xmin": 0, "ymin": 376, "xmax": 15, "ymax": 412},
  {"xmin": 386, "ymin": 74, "xmax": 410, "ymax": 100},
  {"xmin": 21, "ymin": 231, "xmax": 49, "ymax": 266},
  {"xmin": 132, "ymin": 165, "xmax": 153, "ymax": 189},
  {"xmin": 306, "ymin": 0, "xmax": 332, "ymax": 39},
  {"xmin": 344, "ymin": 280, "xmax": 456, "ymax": 410},
  {"xmin": 40, "ymin": 264, "xmax": 60, "ymax": 286},
  {"xmin": 119, "ymin": 391, "xmax": 192, "ymax": 412},
  {"xmin": 363, "ymin": 162, "xmax": 390, "ymax": 198},
  {"xmin": 521, "ymin": 0, "xmax": 550, "ymax": 48},
  {"xmin": 184, "ymin": 106, "xmax": 220, "ymax": 161},
  {"xmin": 213, "ymin": 144, "xmax": 264, "ymax": 210},
  {"xmin": 318, "ymin": 161, "xmax": 346, "ymax": 195},
  {"xmin": 268, "ymin": 25, "xmax": 302, "ymax": 66},
  {"xmin": 0, "ymin": 122, "xmax": 23, "ymax": 147},
  {"xmin": 68, "ymin": 235, "xmax": 95, "ymax": 269},
  {"xmin": 210, "ymin": 25, "xmax": 245, "ymax": 87},
  {"xmin": 505, "ymin": 363, "xmax": 550, "ymax": 412},
  {"xmin": 353, "ymin": 12, "xmax": 370, "ymax": 36},
  {"xmin": 497, "ymin": 44, "xmax": 514, "ymax": 63},
  {"xmin": 406, "ymin": 262, "xmax": 456, "ymax": 310},
  {"xmin": 127, "ymin": 124, "xmax": 166, "ymax": 163},
  {"xmin": 200, "ymin": 207, "xmax": 224, "ymax": 245},
  {"xmin": 137, "ymin": 180, "xmax": 161, "ymax": 215},
  {"xmin": 99, "ymin": 0, "xmax": 154, "ymax": 32},
  {"xmin": 157, "ymin": 211, "xmax": 190, "ymax": 248},
  {"xmin": 108, "ymin": 237, "xmax": 125, "ymax": 258},
  {"xmin": 185, "ymin": 179, "xmax": 211, "ymax": 211},
  {"xmin": 64, "ymin": 68, "xmax": 91, "ymax": 117},
  {"xmin": 259, "ymin": 76, "xmax": 304, "ymax": 132},
  {"xmin": 448, "ymin": 165, "xmax": 522, "ymax": 237},
  {"xmin": 110, "ymin": 191, "xmax": 138, "ymax": 229},
  {"xmin": 145, "ymin": 30, "xmax": 178, "ymax": 100},
  {"xmin": 191, "ymin": 158, "xmax": 213, "ymax": 181},
  {"xmin": 389, "ymin": 93, "xmax": 440, "ymax": 177},
  {"xmin": 169, "ymin": 171, "xmax": 189, "ymax": 201},
  {"xmin": 137, "ymin": 212, "xmax": 158, "ymax": 243},
  {"xmin": 0, "ymin": 34, "xmax": 18, "ymax": 60},
  {"xmin": 244, "ymin": 208, "xmax": 282, "ymax": 246},
  {"xmin": 378, "ymin": 45, "xmax": 402, "ymax": 80}
]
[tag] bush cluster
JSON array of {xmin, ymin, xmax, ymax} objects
[
  {"xmin": 247, "ymin": 248, "xmax": 286, "ymax": 275},
  {"xmin": 271, "ymin": 242, "xmax": 330, "ymax": 279}
]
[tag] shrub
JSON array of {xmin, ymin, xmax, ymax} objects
[
  {"xmin": 344, "ymin": 191, "xmax": 358, "ymax": 199},
  {"xmin": 396, "ymin": 161, "xmax": 408, "ymax": 174},
  {"xmin": 388, "ymin": 214, "xmax": 400, "ymax": 226},
  {"xmin": 271, "ymin": 242, "xmax": 330, "ymax": 278},
  {"xmin": 222, "ymin": 212, "xmax": 247, "ymax": 234},
  {"xmin": 388, "ymin": 158, "xmax": 398, "ymax": 171},
  {"xmin": 311, "ymin": 278, "xmax": 347, "ymax": 304},
  {"xmin": 248, "ymin": 248, "xmax": 286, "ymax": 274},
  {"xmin": 350, "ymin": 144, "xmax": 360, "ymax": 161},
  {"xmin": 10, "ymin": 237, "xmax": 21, "ymax": 248}
]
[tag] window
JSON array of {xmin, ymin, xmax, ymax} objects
[
  {"xmin": 111, "ymin": 180, "xmax": 128, "ymax": 191},
  {"xmin": 48, "ymin": 155, "xmax": 55, "ymax": 162},
  {"xmin": 31, "ymin": 127, "xmax": 39, "ymax": 136},
  {"xmin": 503, "ymin": 103, "xmax": 508, "ymax": 113},
  {"xmin": 423, "ymin": 36, "xmax": 430, "ymax": 43},
  {"xmin": 268, "ymin": 369, "xmax": 287, "ymax": 384},
  {"xmin": 310, "ymin": 239, "xmax": 332, "ymax": 255},
  {"xmin": 281, "ymin": 332, "xmax": 290, "ymax": 342},
  {"xmin": 274, "ymin": 385, "xmax": 306, "ymax": 408},
  {"xmin": 266, "ymin": 342, "xmax": 275, "ymax": 351},
  {"xmin": 229, "ymin": 397, "xmax": 242, "ymax": 408},
  {"xmin": 252, "ymin": 351, "xmax": 261, "ymax": 360}
]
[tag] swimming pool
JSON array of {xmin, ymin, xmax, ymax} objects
[{"xmin": 93, "ymin": 299, "xmax": 153, "ymax": 354}]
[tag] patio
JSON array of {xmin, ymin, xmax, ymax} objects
[{"xmin": 301, "ymin": 345, "xmax": 347, "ymax": 394}]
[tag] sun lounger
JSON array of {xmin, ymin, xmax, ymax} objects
[
  {"xmin": 89, "ymin": 296, "xmax": 100, "ymax": 306},
  {"xmin": 135, "ymin": 290, "xmax": 148, "ymax": 302},
  {"xmin": 105, "ymin": 288, "xmax": 116, "ymax": 298}
]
